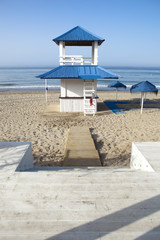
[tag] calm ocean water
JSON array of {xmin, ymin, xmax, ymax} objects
[{"xmin": 0, "ymin": 67, "xmax": 159, "ymax": 92}]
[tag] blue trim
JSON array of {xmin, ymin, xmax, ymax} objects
[
  {"xmin": 79, "ymin": 75, "xmax": 101, "ymax": 79},
  {"xmin": 36, "ymin": 65, "xmax": 118, "ymax": 80}
]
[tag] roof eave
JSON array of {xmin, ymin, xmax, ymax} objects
[{"xmin": 52, "ymin": 39, "xmax": 105, "ymax": 46}]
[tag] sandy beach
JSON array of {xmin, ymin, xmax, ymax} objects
[{"xmin": 0, "ymin": 90, "xmax": 159, "ymax": 167}]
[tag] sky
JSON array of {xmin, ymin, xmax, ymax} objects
[{"xmin": 0, "ymin": 0, "xmax": 160, "ymax": 67}]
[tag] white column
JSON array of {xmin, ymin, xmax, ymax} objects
[
  {"xmin": 92, "ymin": 42, "xmax": 95, "ymax": 64},
  {"xmin": 141, "ymin": 92, "xmax": 144, "ymax": 114},
  {"xmin": 59, "ymin": 41, "xmax": 64, "ymax": 65},
  {"xmin": 45, "ymin": 79, "xmax": 48, "ymax": 103},
  {"xmin": 62, "ymin": 42, "xmax": 65, "ymax": 58},
  {"xmin": 92, "ymin": 41, "xmax": 98, "ymax": 65}
]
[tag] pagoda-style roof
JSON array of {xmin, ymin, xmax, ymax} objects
[
  {"xmin": 37, "ymin": 65, "xmax": 118, "ymax": 79},
  {"xmin": 53, "ymin": 26, "xmax": 105, "ymax": 46}
]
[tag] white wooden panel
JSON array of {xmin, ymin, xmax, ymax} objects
[
  {"xmin": 61, "ymin": 79, "xmax": 65, "ymax": 97},
  {"xmin": 60, "ymin": 79, "xmax": 97, "ymax": 98},
  {"xmin": 60, "ymin": 99, "xmax": 84, "ymax": 112},
  {"xmin": 66, "ymin": 79, "xmax": 83, "ymax": 97},
  {"xmin": 60, "ymin": 79, "xmax": 97, "ymax": 113}
]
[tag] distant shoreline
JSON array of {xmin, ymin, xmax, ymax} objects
[
  {"xmin": 0, "ymin": 66, "xmax": 160, "ymax": 70},
  {"xmin": 0, "ymin": 88, "xmax": 131, "ymax": 93}
]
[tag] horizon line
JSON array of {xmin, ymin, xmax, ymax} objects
[{"xmin": 0, "ymin": 65, "xmax": 160, "ymax": 70}]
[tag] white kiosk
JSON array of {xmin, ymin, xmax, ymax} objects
[{"xmin": 38, "ymin": 26, "xmax": 118, "ymax": 115}]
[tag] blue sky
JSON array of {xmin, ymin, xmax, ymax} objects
[{"xmin": 0, "ymin": 0, "xmax": 160, "ymax": 67}]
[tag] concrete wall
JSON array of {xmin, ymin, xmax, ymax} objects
[
  {"xmin": 0, "ymin": 142, "xmax": 33, "ymax": 172},
  {"xmin": 130, "ymin": 142, "xmax": 155, "ymax": 172}
]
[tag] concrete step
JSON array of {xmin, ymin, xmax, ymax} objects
[
  {"xmin": 1, "ymin": 149, "xmax": 160, "ymax": 240},
  {"xmin": 1, "ymin": 207, "xmax": 160, "ymax": 221},
  {"xmin": 1, "ymin": 175, "xmax": 159, "ymax": 187},
  {"xmin": 1, "ymin": 194, "xmax": 160, "ymax": 212},
  {"xmin": 0, "ymin": 219, "xmax": 158, "ymax": 234},
  {"xmin": 1, "ymin": 168, "xmax": 159, "ymax": 186},
  {"xmin": 0, "ymin": 231, "xmax": 160, "ymax": 240}
]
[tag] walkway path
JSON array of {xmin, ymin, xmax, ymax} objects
[{"xmin": 63, "ymin": 127, "xmax": 101, "ymax": 166}]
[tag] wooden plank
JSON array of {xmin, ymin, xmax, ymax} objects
[{"xmin": 63, "ymin": 127, "xmax": 101, "ymax": 166}]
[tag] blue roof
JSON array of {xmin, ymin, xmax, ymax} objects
[
  {"xmin": 108, "ymin": 81, "xmax": 126, "ymax": 89},
  {"xmin": 37, "ymin": 65, "xmax": 118, "ymax": 79},
  {"xmin": 130, "ymin": 81, "xmax": 158, "ymax": 94},
  {"xmin": 53, "ymin": 26, "xmax": 105, "ymax": 46}
]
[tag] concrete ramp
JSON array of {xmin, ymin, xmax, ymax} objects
[{"xmin": 63, "ymin": 127, "xmax": 101, "ymax": 166}]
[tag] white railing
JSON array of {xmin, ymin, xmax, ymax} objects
[{"xmin": 59, "ymin": 55, "xmax": 92, "ymax": 65}]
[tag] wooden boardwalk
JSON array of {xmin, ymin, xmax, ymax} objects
[{"xmin": 63, "ymin": 127, "xmax": 101, "ymax": 166}]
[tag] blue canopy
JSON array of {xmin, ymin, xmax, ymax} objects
[
  {"xmin": 37, "ymin": 65, "xmax": 118, "ymax": 79},
  {"xmin": 130, "ymin": 81, "xmax": 158, "ymax": 94},
  {"xmin": 53, "ymin": 26, "xmax": 105, "ymax": 46},
  {"xmin": 108, "ymin": 81, "xmax": 126, "ymax": 89}
]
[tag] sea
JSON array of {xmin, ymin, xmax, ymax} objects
[{"xmin": 0, "ymin": 67, "xmax": 159, "ymax": 92}]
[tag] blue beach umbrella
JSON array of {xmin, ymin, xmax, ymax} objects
[
  {"xmin": 130, "ymin": 81, "xmax": 158, "ymax": 114},
  {"xmin": 108, "ymin": 81, "xmax": 127, "ymax": 101}
]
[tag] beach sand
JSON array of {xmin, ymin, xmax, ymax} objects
[{"xmin": 0, "ymin": 90, "xmax": 159, "ymax": 167}]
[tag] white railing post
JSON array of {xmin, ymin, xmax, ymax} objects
[
  {"xmin": 61, "ymin": 55, "xmax": 92, "ymax": 65},
  {"xmin": 62, "ymin": 41, "xmax": 65, "ymax": 58},
  {"xmin": 80, "ymin": 57, "xmax": 83, "ymax": 65},
  {"xmin": 71, "ymin": 57, "xmax": 74, "ymax": 65},
  {"xmin": 59, "ymin": 41, "xmax": 64, "ymax": 65}
]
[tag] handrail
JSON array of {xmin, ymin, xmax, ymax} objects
[{"xmin": 59, "ymin": 55, "xmax": 92, "ymax": 65}]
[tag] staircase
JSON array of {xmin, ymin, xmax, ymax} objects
[
  {"xmin": 83, "ymin": 80, "xmax": 97, "ymax": 116},
  {"xmin": 1, "ymin": 165, "xmax": 160, "ymax": 240},
  {"xmin": 1, "ymin": 141, "xmax": 160, "ymax": 239}
]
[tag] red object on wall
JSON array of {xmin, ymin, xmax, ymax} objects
[{"xmin": 90, "ymin": 98, "xmax": 93, "ymax": 106}]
